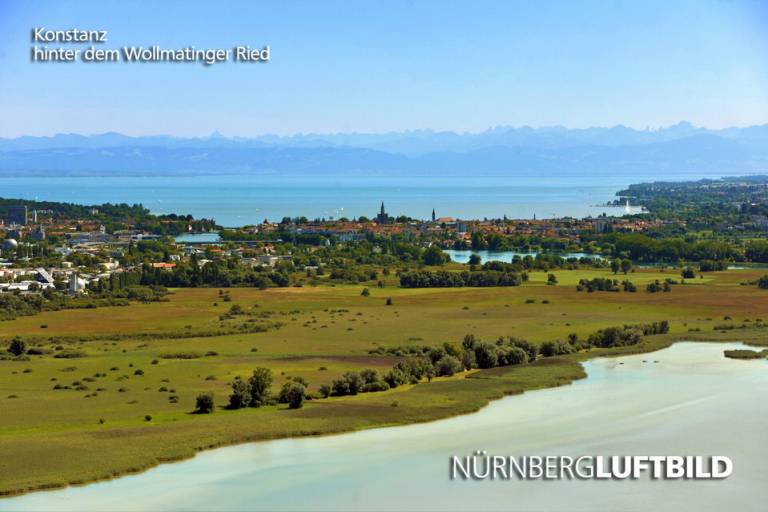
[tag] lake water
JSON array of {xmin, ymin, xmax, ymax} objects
[
  {"xmin": 445, "ymin": 249, "xmax": 603, "ymax": 263},
  {"xmin": 0, "ymin": 172, "xmax": 721, "ymax": 227},
  {"xmin": 2, "ymin": 342, "xmax": 765, "ymax": 511}
]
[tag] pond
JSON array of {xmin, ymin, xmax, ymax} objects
[{"xmin": 444, "ymin": 249, "xmax": 603, "ymax": 264}]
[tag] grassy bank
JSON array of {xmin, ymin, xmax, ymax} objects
[{"xmin": 1, "ymin": 267, "xmax": 767, "ymax": 497}]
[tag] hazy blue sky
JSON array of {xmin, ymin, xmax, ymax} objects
[{"xmin": 0, "ymin": 0, "xmax": 766, "ymax": 137}]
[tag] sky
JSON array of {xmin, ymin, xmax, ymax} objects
[{"xmin": 0, "ymin": 0, "xmax": 767, "ymax": 137}]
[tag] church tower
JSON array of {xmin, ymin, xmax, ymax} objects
[
  {"xmin": 432, "ymin": 208, "xmax": 436, "ymax": 222},
  {"xmin": 376, "ymin": 201, "xmax": 391, "ymax": 224}
]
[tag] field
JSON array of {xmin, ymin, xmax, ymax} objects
[{"xmin": 1, "ymin": 267, "xmax": 767, "ymax": 496}]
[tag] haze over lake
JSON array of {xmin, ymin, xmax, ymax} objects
[
  {"xmin": 0, "ymin": 171, "xmax": 740, "ymax": 226},
  {"xmin": 3, "ymin": 342, "xmax": 765, "ymax": 512}
]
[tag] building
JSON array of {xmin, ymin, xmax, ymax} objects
[
  {"xmin": 68, "ymin": 272, "xmax": 86, "ymax": 294},
  {"xmin": 376, "ymin": 202, "xmax": 393, "ymax": 225},
  {"xmin": 5, "ymin": 205, "xmax": 27, "ymax": 226}
]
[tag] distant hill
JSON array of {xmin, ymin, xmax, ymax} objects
[
  {"xmin": 3, "ymin": 121, "xmax": 768, "ymax": 154},
  {"xmin": 0, "ymin": 122, "xmax": 766, "ymax": 176},
  {"xmin": 0, "ymin": 133, "xmax": 765, "ymax": 176}
]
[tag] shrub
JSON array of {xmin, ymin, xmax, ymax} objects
[
  {"xmin": 383, "ymin": 369, "xmax": 408, "ymax": 388},
  {"xmin": 435, "ymin": 355, "xmax": 463, "ymax": 376},
  {"xmin": 497, "ymin": 346, "xmax": 528, "ymax": 365},
  {"xmin": 278, "ymin": 382, "xmax": 306, "ymax": 409},
  {"xmin": 361, "ymin": 380, "xmax": 390, "ymax": 392},
  {"xmin": 361, "ymin": 287, "xmax": 370, "ymax": 297},
  {"xmin": 228, "ymin": 376, "xmax": 251, "ymax": 409},
  {"xmin": 332, "ymin": 371, "xmax": 362, "ymax": 396},
  {"xmin": 539, "ymin": 340, "xmax": 573, "ymax": 357},
  {"xmin": 474, "ymin": 343, "xmax": 499, "ymax": 369},
  {"xmin": 54, "ymin": 350, "xmax": 86, "ymax": 359},
  {"xmin": 195, "ymin": 392, "xmax": 215, "ymax": 413},
  {"xmin": 8, "ymin": 337, "xmax": 27, "ymax": 356},
  {"xmin": 758, "ymin": 275, "xmax": 768, "ymax": 289},
  {"xmin": 360, "ymin": 368, "xmax": 379, "ymax": 384},
  {"xmin": 318, "ymin": 384, "xmax": 331, "ymax": 398}
]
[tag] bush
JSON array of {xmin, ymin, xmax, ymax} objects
[
  {"xmin": 497, "ymin": 346, "xmax": 528, "ymax": 365},
  {"xmin": 332, "ymin": 371, "xmax": 362, "ymax": 396},
  {"xmin": 435, "ymin": 355, "xmax": 463, "ymax": 376},
  {"xmin": 278, "ymin": 382, "xmax": 306, "ymax": 409},
  {"xmin": 360, "ymin": 287, "xmax": 370, "ymax": 297},
  {"xmin": 54, "ymin": 350, "xmax": 86, "ymax": 359},
  {"xmin": 474, "ymin": 343, "xmax": 499, "ymax": 369},
  {"xmin": 318, "ymin": 384, "xmax": 331, "ymax": 398},
  {"xmin": 539, "ymin": 340, "xmax": 572, "ymax": 357},
  {"xmin": 383, "ymin": 369, "xmax": 408, "ymax": 388},
  {"xmin": 8, "ymin": 337, "xmax": 27, "ymax": 356},
  {"xmin": 228, "ymin": 376, "xmax": 251, "ymax": 409},
  {"xmin": 361, "ymin": 380, "xmax": 390, "ymax": 392},
  {"xmin": 195, "ymin": 392, "xmax": 214, "ymax": 413},
  {"xmin": 758, "ymin": 275, "xmax": 768, "ymax": 289},
  {"xmin": 360, "ymin": 368, "xmax": 379, "ymax": 384}
]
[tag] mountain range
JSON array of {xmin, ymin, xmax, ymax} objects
[{"xmin": 0, "ymin": 122, "xmax": 766, "ymax": 176}]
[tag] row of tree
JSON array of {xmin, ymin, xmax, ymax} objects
[{"xmin": 399, "ymin": 270, "xmax": 522, "ymax": 288}]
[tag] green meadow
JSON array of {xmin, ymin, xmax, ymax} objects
[{"xmin": 1, "ymin": 267, "xmax": 766, "ymax": 496}]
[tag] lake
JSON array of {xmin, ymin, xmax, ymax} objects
[
  {"xmin": 0, "ymin": 172, "xmax": 723, "ymax": 227},
  {"xmin": 445, "ymin": 249, "xmax": 603, "ymax": 263},
  {"xmin": 2, "ymin": 342, "xmax": 765, "ymax": 511}
]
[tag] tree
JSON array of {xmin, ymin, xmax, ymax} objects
[
  {"xmin": 360, "ymin": 287, "xmax": 370, "ymax": 296},
  {"xmin": 228, "ymin": 376, "xmax": 251, "ymax": 409},
  {"xmin": 547, "ymin": 274, "xmax": 558, "ymax": 285},
  {"xmin": 620, "ymin": 259, "xmax": 632, "ymax": 275},
  {"xmin": 195, "ymin": 392, "xmax": 214, "ymax": 413},
  {"xmin": 8, "ymin": 337, "xmax": 26, "ymax": 356},
  {"xmin": 279, "ymin": 382, "xmax": 306, "ymax": 409},
  {"xmin": 435, "ymin": 355, "xmax": 463, "ymax": 376},
  {"xmin": 386, "ymin": 297, "xmax": 393, "ymax": 306},
  {"xmin": 681, "ymin": 267, "xmax": 696, "ymax": 279},
  {"xmin": 474, "ymin": 343, "xmax": 499, "ymax": 369},
  {"xmin": 468, "ymin": 254, "xmax": 482, "ymax": 267},
  {"xmin": 610, "ymin": 259, "xmax": 620, "ymax": 274},
  {"xmin": 248, "ymin": 367, "xmax": 273, "ymax": 407},
  {"xmin": 342, "ymin": 371, "xmax": 362, "ymax": 395},
  {"xmin": 758, "ymin": 275, "xmax": 768, "ymax": 289},
  {"xmin": 422, "ymin": 246, "xmax": 447, "ymax": 266}
]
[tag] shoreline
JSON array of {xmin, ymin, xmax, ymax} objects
[{"xmin": 2, "ymin": 330, "xmax": 763, "ymax": 500}]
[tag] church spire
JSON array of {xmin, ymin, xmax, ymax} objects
[
  {"xmin": 431, "ymin": 208, "xmax": 436, "ymax": 222},
  {"xmin": 380, "ymin": 201, "xmax": 386, "ymax": 215}
]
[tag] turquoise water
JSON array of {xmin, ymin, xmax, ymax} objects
[
  {"xmin": 0, "ymin": 172, "xmax": 720, "ymax": 227},
  {"xmin": 2, "ymin": 342, "xmax": 765, "ymax": 511},
  {"xmin": 445, "ymin": 249, "xmax": 604, "ymax": 263}
]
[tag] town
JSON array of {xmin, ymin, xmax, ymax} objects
[{"xmin": 3, "ymin": 176, "xmax": 768, "ymax": 301}]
